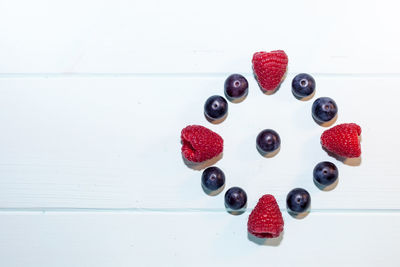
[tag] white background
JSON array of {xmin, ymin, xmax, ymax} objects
[{"xmin": 0, "ymin": 0, "xmax": 399, "ymax": 266}]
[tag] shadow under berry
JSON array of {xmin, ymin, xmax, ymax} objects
[
  {"xmin": 181, "ymin": 153, "xmax": 224, "ymax": 171},
  {"xmin": 247, "ymin": 231, "xmax": 284, "ymax": 246}
]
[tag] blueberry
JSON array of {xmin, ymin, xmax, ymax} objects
[
  {"xmin": 292, "ymin": 73, "xmax": 316, "ymax": 98},
  {"xmin": 225, "ymin": 187, "xmax": 247, "ymax": 210},
  {"xmin": 224, "ymin": 74, "xmax": 248, "ymax": 100},
  {"xmin": 204, "ymin": 95, "xmax": 228, "ymax": 120},
  {"xmin": 256, "ymin": 129, "xmax": 281, "ymax": 154},
  {"xmin": 201, "ymin": 166, "xmax": 225, "ymax": 191},
  {"xmin": 313, "ymin": 161, "xmax": 338, "ymax": 186},
  {"xmin": 286, "ymin": 188, "xmax": 311, "ymax": 213},
  {"xmin": 312, "ymin": 97, "xmax": 338, "ymax": 123}
]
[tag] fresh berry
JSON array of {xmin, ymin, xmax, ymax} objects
[
  {"xmin": 181, "ymin": 125, "xmax": 223, "ymax": 162},
  {"xmin": 248, "ymin": 195, "xmax": 284, "ymax": 238},
  {"xmin": 256, "ymin": 129, "xmax": 281, "ymax": 154},
  {"xmin": 292, "ymin": 73, "xmax": 316, "ymax": 98},
  {"xmin": 321, "ymin": 123, "xmax": 362, "ymax": 158},
  {"xmin": 224, "ymin": 74, "xmax": 249, "ymax": 100},
  {"xmin": 312, "ymin": 97, "xmax": 338, "ymax": 123},
  {"xmin": 201, "ymin": 166, "xmax": 225, "ymax": 191},
  {"xmin": 204, "ymin": 95, "xmax": 228, "ymax": 120},
  {"xmin": 252, "ymin": 50, "xmax": 288, "ymax": 91},
  {"xmin": 224, "ymin": 187, "xmax": 247, "ymax": 210},
  {"xmin": 313, "ymin": 161, "xmax": 338, "ymax": 186},
  {"xmin": 286, "ymin": 188, "xmax": 311, "ymax": 213}
]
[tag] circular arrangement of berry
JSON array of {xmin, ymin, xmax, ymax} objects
[{"xmin": 180, "ymin": 50, "xmax": 362, "ymax": 239}]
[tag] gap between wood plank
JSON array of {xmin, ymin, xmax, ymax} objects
[
  {"xmin": 0, "ymin": 73, "xmax": 400, "ymax": 79},
  {"xmin": 0, "ymin": 208, "xmax": 398, "ymax": 213}
]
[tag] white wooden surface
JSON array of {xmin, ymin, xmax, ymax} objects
[
  {"xmin": 0, "ymin": 212, "xmax": 399, "ymax": 267},
  {"xmin": 0, "ymin": 0, "xmax": 400, "ymax": 266}
]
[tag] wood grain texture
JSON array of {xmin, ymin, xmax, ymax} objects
[
  {"xmin": 1, "ymin": 0, "xmax": 399, "ymax": 265},
  {"xmin": 0, "ymin": 0, "xmax": 398, "ymax": 74},
  {"xmin": 0, "ymin": 212, "xmax": 399, "ymax": 267},
  {"xmin": 0, "ymin": 76, "xmax": 398, "ymax": 210}
]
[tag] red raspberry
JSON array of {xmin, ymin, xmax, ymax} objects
[
  {"xmin": 248, "ymin": 194, "xmax": 284, "ymax": 238},
  {"xmin": 252, "ymin": 50, "xmax": 288, "ymax": 91},
  {"xmin": 321, "ymin": 123, "xmax": 362, "ymax": 158},
  {"xmin": 181, "ymin": 125, "xmax": 223, "ymax": 163}
]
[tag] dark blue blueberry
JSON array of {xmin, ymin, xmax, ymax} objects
[
  {"xmin": 224, "ymin": 74, "xmax": 248, "ymax": 100},
  {"xmin": 204, "ymin": 95, "xmax": 228, "ymax": 120},
  {"xmin": 286, "ymin": 188, "xmax": 311, "ymax": 213},
  {"xmin": 256, "ymin": 129, "xmax": 281, "ymax": 154},
  {"xmin": 225, "ymin": 187, "xmax": 247, "ymax": 210},
  {"xmin": 201, "ymin": 166, "xmax": 225, "ymax": 191},
  {"xmin": 292, "ymin": 73, "xmax": 316, "ymax": 98},
  {"xmin": 313, "ymin": 161, "xmax": 338, "ymax": 186},
  {"xmin": 312, "ymin": 97, "xmax": 338, "ymax": 123}
]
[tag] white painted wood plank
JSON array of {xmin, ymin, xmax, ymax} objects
[
  {"xmin": 0, "ymin": 0, "xmax": 399, "ymax": 74},
  {"xmin": 0, "ymin": 212, "xmax": 398, "ymax": 267},
  {"xmin": 0, "ymin": 76, "xmax": 398, "ymax": 210}
]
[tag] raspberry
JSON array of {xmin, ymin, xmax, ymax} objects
[
  {"xmin": 248, "ymin": 194, "xmax": 284, "ymax": 238},
  {"xmin": 252, "ymin": 50, "xmax": 288, "ymax": 91},
  {"xmin": 321, "ymin": 123, "xmax": 362, "ymax": 158},
  {"xmin": 181, "ymin": 125, "xmax": 223, "ymax": 163}
]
